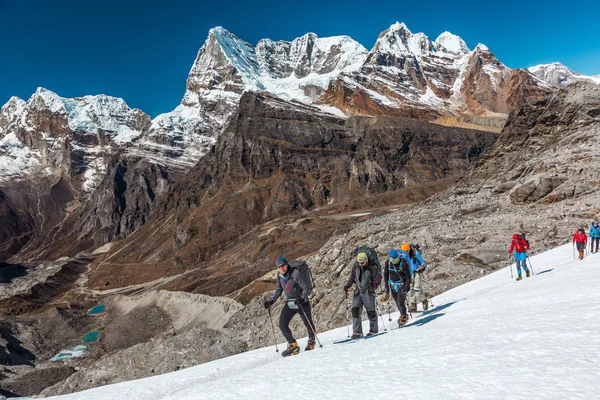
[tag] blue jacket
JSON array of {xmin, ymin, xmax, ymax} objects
[
  {"xmin": 591, "ymin": 223, "xmax": 600, "ymax": 238},
  {"xmin": 406, "ymin": 250, "xmax": 427, "ymax": 274}
]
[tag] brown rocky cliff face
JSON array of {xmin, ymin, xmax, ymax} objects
[
  {"xmin": 320, "ymin": 43, "xmax": 554, "ymax": 125},
  {"xmin": 168, "ymin": 93, "xmax": 497, "ymax": 266},
  {"xmin": 86, "ymin": 92, "xmax": 496, "ymax": 293},
  {"xmin": 467, "ymin": 80, "xmax": 600, "ymax": 190},
  {"xmin": 14, "ymin": 154, "xmax": 179, "ymax": 262},
  {"xmin": 320, "ymin": 77, "xmax": 441, "ymax": 121},
  {"xmin": 460, "ymin": 48, "xmax": 554, "ymax": 116},
  {"xmin": 0, "ymin": 190, "xmax": 35, "ymax": 262}
]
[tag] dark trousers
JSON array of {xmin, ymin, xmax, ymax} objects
[
  {"xmin": 391, "ymin": 286, "xmax": 408, "ymax": 317},
  {"xmin": 279, "ymin": 302, "xmax": 315, "ymax": 343},
  {"xmin": 591, "ymin": 237, "xmax": 599, "ymax": 252},
  {"xmin": 351, "ymin": 291, "xmax": 378, "ymax": 334},
  {"xmin": 576, "ymin": 242, "xmax": 586, "ymax": 252}
]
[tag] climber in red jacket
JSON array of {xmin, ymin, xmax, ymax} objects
[{"xmin": 572, "ymin": 228, "xmax": 588, "ymax": 260}]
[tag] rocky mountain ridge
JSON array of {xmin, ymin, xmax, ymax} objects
[
  {"xmin": 1, "ymin": 22, "xmax": 564, "ymax": 209},
  {"xmin": 1, "ymin": 20, "xmax": 599, "ymax": 398},
  {"xmin": 11, "ymin": 80, "xmax": 599, "ymax": 398},
  {"xmin": 528, "ymin": 62, "xmax": 600, "ymax": 89}
]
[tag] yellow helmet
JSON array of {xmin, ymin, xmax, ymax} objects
[
  {"xmin": 401, "ymin": 243, "xmax": 410, "ymax": 252},
  {"xmin": 357, "ymin": 252, "xmax": 368, "ymax": 263}
]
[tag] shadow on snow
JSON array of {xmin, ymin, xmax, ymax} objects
[{"xmin": 534, "ymin": 268, "xmax": 554, "ymax": 276}]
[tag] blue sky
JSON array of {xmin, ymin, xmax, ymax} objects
[{"xmin": 1, "ymin": 0, "xmax": 599, "ymax": 117}]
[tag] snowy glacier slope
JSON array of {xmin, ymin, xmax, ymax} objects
[{"xmin": 44, "ymin": 243, "xmax": 600, "ymax": 399}]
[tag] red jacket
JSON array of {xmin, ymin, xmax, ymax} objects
[
  {"xmin": 573, "ymin": 232, "xmax": 588, "ymax": 244},
  {"xmin": 509, "ymin": 234, "xmax": 530, "ymax": 253}
]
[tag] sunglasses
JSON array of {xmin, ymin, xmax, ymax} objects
[{"xmin": 277, "ymin": 264, "xmax": 287, "ymax": 269}]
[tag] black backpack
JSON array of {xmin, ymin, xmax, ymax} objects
[
  {"xmin": 288, "ymin": 260, "xmax": 315, "ymax": 297},
  {"xmin": 355, "ymin": 247, "xmax": 382, "ymax": 289}
]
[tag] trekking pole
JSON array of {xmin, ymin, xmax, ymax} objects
[
  {"xmin": 345, "ymin": 291, "xmax": 350, "ymax": 338},
  {"xmin": 267, "ymin": 308, "xmax": 279, "ymax": 353},
  {"xmin": 299, "ymin": 304, "xmax": 323, "ymax": 348},
  {"xmin": 374, "ymin": 296, "xmax": 387, "ymax": 331},
  {"xmin": 526, "ymin": 254, "xmax": 535, "ymax": 275},
  {"xmin": 572, "ymin": 243, "xmax": 575, "ymax": 259},
  {"xmin": 424, "ymin": 270, "xmax": 433, "ymax": 308},
  {"xmin": 387, "ymin": 297, "xmax": 392, "ymax": 322}
]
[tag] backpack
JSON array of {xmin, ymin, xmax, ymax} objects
[
  {"xmin": 355, "ymin": 247, "xmax": 382, "ymax": 289},
  {"xmin": 288, "ymin": 260, "xmax": 315, "ymax": 297},
  {"xmin": 519, "ymin": 234, "xmax": 530, "ymax": 247}
]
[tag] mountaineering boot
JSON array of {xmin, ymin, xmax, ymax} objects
[
  {"xmin": 282, "ymin": 341, "xmax": 300, "ymax": 357},
  {"xmin": 422, "ymin": 300, "xmax": 429, "ymax": 311},
  {"xmin": 365, "ymin": 331, "xmax": 378, "ymax": 337},
  {"xmin": 351, "ymin": 332, "xmax": 362, "ymax": 339},
  {"xmin": 525, "ymin": 270, "xmax": 530, "ymax": 278},
  {"xmin": 305, "ymin": 338, "xmax": 316, "ymax": 351},
  {"xmin": 579, "ymin": 251, "xmax": 584, "ymax": 260},
  {"xmin": 516, "ymin": 275, "xmax": 522, "ymax": 281},
  {"xmin": 398, "ymin": 315, "xmax": 408, "ymax": 327},
  {"xmin": 409, "ymin": 303, "xmax": 417, "ymax": 313}
]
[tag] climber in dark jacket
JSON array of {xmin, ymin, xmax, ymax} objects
[
  {"xmin": 264, "ymin": 257, "xmax": 315, "ymax": 356},
  {"xmin": 381, "ymin": 249, "xmax": 412, "ymax": 327},
  {"xmin": 343, "ymin": 252, "xmax": 381, "ymax": 338}
]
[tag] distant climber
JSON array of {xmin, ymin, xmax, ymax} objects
[
  {"xmin": 573, "ymin": 228, "xmax": 588, "ymax": 260},
  {"xmin": 381, "ymin": 249, "xmax": 411, "ymax": 327},
  {"xmin": 264, "ymin": 257, "xmax": 316, "ymax": 357},
  {"xmin": 405, "ymin": 243, "xmax": 429, "ymax": 311},
  {"xmin": 509, "ymin": 233, "xmax": 530, "ymax": 281},
  {"xmin": 343, "ymin": 249, "xmax": 382, "ymax": 338},
  {"xmin": 590, "ymin": 221, "xmax": 600, "ymax": 253}
]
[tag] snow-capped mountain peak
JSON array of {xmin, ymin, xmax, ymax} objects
[
  {"xmin": 370, "ymin": 23, "xmax": 470, "ymax": 60},
  {"xmin": 371, "ymin": 21, "xmax": 416, "ymax": 56},
  {"xmin": 434, "ymin": 31, "xmax": 470, "ymax": 55},
  {"xmin": 474, "ymin": 43, "xmax": 490, "ymax": 53},
  {"xmin": 407, "ymin": 32, "xmax": 433, "ymax": 56},
  {"xmin": 527, "ymin": 62, "xmax": 600, "ymax": 88},
  {"xmin": 0, "ymin": 96, "xmax": 26, "ymax": 130},
  {"xmin": 0, "ymin": 87, "xmax": 151, "ymax": 192},
  {"xmin": 29, "ymin": 87, "xmax": 67, "ymax": 113},
  {"xmin": 206, "ymin": 26, "xmax": 264, "ymax": 90},
  {"xmin": 388, "ymin": 21, "xmax": 412, "ymax": 35}
]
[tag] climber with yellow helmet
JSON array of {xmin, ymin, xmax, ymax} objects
[{"xmin": 343, "ymin": 248, "xmax": 382, "ymax": 338}]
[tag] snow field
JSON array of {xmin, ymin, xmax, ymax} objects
[{"xmin": 46, "ymin": 243, "xmax": 600, "ymax": 400}]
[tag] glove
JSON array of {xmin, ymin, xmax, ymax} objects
[
  {"xmin": 294, "ymin": 298, "xmax": 306, "ymax": 306},
  {"xmin": 403, "ymin": 285, "xmax": 410, "ymax": 294},
  {"xmin": 343, "ymin": 284, "xmax": 350, "ymax": 294},
  {"xmin": 380, "ymin": 293, "xmax": 389, "ymax": 302},
  {"xmin": 263, "ymin": 299, "xmax": 274, "ymax": 309}
]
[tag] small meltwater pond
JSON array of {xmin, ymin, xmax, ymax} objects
[
  {"xmin": 50, "ymin": 345, "xmax": 89, "ymax": 362},
  {"xmin": 88, "ymin": 305, "xmax": 106, "ymax": 315},
  {"xmin": 82, "ymin": 331, "xmax": 100, "ymax": 343}
]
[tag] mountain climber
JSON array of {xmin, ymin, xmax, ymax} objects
[
  {"xmin": 405, "ymin": 243, "xmax": 429, "ymax": 311},
  {"xmin": 590, "ymin": 221, "xmax": 600, "ymax": 253},
  {"xmin": 573, "ymin": 228, "xmax": 588, "ymax": 260},
  {"xmin": 264, "ymin": 257, "xmax": 316, "ymax": 357},
  {"xmin": 509, "ymin": 233, "xmax": 530, "ymax": 281},
  {"xmin": 381, "ymin": 249, "xmax": 411, "ymax": 326},
  {"xmin": 343, "ymin": 251, "xmax": 381, "ymax": 338}
]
